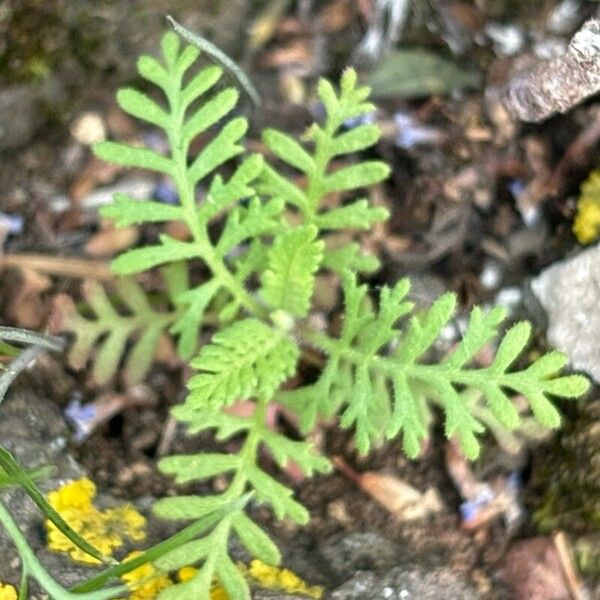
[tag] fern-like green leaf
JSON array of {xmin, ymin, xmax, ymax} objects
[
  {"xmin": 247, "ymin": 466, "xmax": 309, "ymax": 523},
  {"xmin": 110, "ymin": 236, "xmax": 200, "ymax": 275},
  {"xmin": 283, "ymin": 273, "xmax": 589, "ymax": 459},
  {"xmin": 323, "ymin": 162, "xmax": 390, "ymax": 194},
  {"xmin": 170, "ymin": 404, "xmax": 251, "ymax": 438},
  {"xmin": 50, "ymin": 278, "xmax": 177, "ymax": 386},
  {"xmin": 117, "ymin": 88, "xmax": 169, "ymax": 128},
  {"xmin": 159, "ymin": 453, "xmax": 241, "ymax": 483},
  {"xmin": 170, "ymin": 280, "xmax": 221, "ymax": 360},
  {"xmin": 87, "ymin": 31, "xmax": 590, "ymax": 600},
  {"xmin": 262, "ymin": 129, "xmax": 316, "ymax": 174},
  {"xmin": 216, "ymin": 197, "xmax": 284, "ymax": 257},
  {"xmin": 200, "ymin": 154, "xmax": 264, "ymax": 221},
  {"xmin": 321, "ymin": 241, "xmax": 381, "ymax": 273},
  {"xmin": 259, "ymin": 67, "xmax": 389, "ymax": 275},
  {"xmin": 260, "ymin": 226, "xmax": 324, "ymax": 317},
  {"xmin": 314, "ymin": 199, "xmax": 388, "ymax": 230},
  {"xmin": 152, "ymin": 495, "xmax": 227, "ymax": 521},
  {"xmin": 94, "ymin": 142, "xmax": 174, "ymax": 175},
  {"xmin": 188, "ymin": 118, "xmax": 248, "ymax": 185},
  {"xmin": 187, "ymin": 319, "xmax": 299, "ymax": 409},
  {"xmin": 100, "ymin": 193, "xmax": 183, "ymax": 226},
  {"xmin": 231, "ymin": 512, "xmax": 281, "ymax": 564},
  {"xmin": 261, "ymin": 429, "xmax": 331, "ymax": 476}
]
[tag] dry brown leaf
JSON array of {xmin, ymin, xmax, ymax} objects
[
  {"xmin": 319, "ymin": 0, "xmax": 355, "ymax": 32},
  {"xmin": 164, "ymin": 220, "xmax": 191, "ymax": 241},
  {"xmin": 69, "ymin": 156, "xmax": 122, "ymax": 203},
  {"xmin": 85, "ymin": 222, "xmax": 139, "ymax": 256},
  {"xmin": 0, "ymin": 253, "xmax": 113, "ymax": 280},
  {"xmin": 153, "ymin": 332, "xmax": 180, "ymax": 368},
  {"xmin": 261, "ymin": 39, "xmax": 314, "ymax": 70},
  {"xmin": 8, "ymin": 268, "xmax": 51, "ymax": 329},
  {"xmin": 334, "ymin": 457, "xmax": 444, "ymax": 521},
  {"xmin": 248, "ymin": 0, "xmax": 292, "ymax": 51}
]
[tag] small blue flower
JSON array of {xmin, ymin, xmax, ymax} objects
[
  {"xmin": 0, "ymin": 212, "xmax": 24, "ymax": 235},
  {"xmin": 64, "ymin": 399, "xmax": 97, "ymax": 442}
]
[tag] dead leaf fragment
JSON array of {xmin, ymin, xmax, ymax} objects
[
  {"xmin": 85, "ymin": 223, "xmax": 139, "ymax": 257},
  {"xmin": 334, "ymin": 456, "xmax": 444, "ymax": 521}
]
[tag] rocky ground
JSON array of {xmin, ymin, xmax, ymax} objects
[{"xmin": 1, "ymin": 1, "xmax": 600, "ymax": 598}]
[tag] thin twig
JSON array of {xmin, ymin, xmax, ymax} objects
[
  {"xmin": 501, "ymin": 19, "xmax": 600, "ymax": 122},
  {"xmin": 0, "ymin": 346, "xmax": 46, "ymax": 407},
  {"xmin": 166, "ymin": 15, "xmax": 262, "ymax": 108},
  {"xmin": 0, "ymin": 327, "xmax": 64, "ymax": 352},
  {"xmin": 0, "ymin": 254, "xmax": 113, "ymax": 280},
  {"xmin": 553, "ymin": 531, "xmax": 587, "ymax": 600}
]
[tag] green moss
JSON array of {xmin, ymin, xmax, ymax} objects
[
  {"xmin": 480, "ymin": 0, "xmax": 549, "ymax": 21},
  {"xmin": 0, "ymin": 1, "xmax": 67, "ymax": 83},
  {"xmin": 533, "ymin": 401, "xmax": 600, "ymax": 574}
]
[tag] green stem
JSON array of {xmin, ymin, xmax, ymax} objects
[
  {"xmin": 297, "ymin": 322, "xmax": 533, "ymax": 394},
  {"xmin": 165, "ymin": 62, "xmax": 267, "ymax": 322},
  {"xmin": 201, "ymin": 246, "xmax": 267, "ymax": 318},
  {"xmin": 304, "ymin": 122, "xmax": 335, "ymax": 220},
  {"xmin": 0, "ymin": 500, "xmax": 126, "ymax": 600},
  {"xmin": 0, "ymin": 446, "xmax": 112, "ymax": 565},
  {"xmin": 71, "ymin": 494, "xmax": 250, "ymax": 593},
  {"xmin": 227, "ymin": 394, "xmax": 268, "ymax": 498}
]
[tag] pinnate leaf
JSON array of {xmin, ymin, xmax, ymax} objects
[
  {"xmin": 324, "ymin": 161, "xmax": 390, "ymax": 194},
  {"xmin": 117, "ymin": 88, "xmax": 168, "ymax": 129},
  {"xmin": 263, "ymin": 129, "xmax": 315, "ymax": 174},
  {"xmin": 110, "ymin": 236, "xmax": 200, "ymax": 275},
  {"xmin": 261, "ymin": 226, "xmax": 324, "ymax": 317},
  {"xmin": 100, "ymin": 194, "xmax": 182, "ymax": 226},
  {"xmin": 187, "ymin": 319, "xmax": 299, "ymax": 409},
  {"xmin": 315, "ymin": 200, "xmax": 388, "ymax": 230},
  {"xmin": 93, "ymin": 141, "xmax": 173, "ymax": 175}
]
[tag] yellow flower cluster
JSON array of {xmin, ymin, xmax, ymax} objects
[
  {"xmin": 245, "ymin": 560, "xmax": 323, "ymax": 598},
  {"xmin": 121, "ymin": 559, "xmax": 224, "ymax": 600},
  {"xmin": 573, "ymin": 170, "xmax": 600, "ymax": 244},
  {"xmin": 0, "ymin": 583, "xmax": 16, "ymax": 600},
  {"xmin": 45, "ymin": 480, "xmax": 322, "ymax": 599},
  {"xmin": 121, "ymin": 558, "xmax": 322, "ymax": 600},
  {"xmin": 121, "ymin": 552, "xmax": 173, "ymax": 600},
  {"xmin": 45, "ymin": 478, "xmax": 146, "ymax": 564}
]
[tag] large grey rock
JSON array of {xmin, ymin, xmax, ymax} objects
[
  {"xmin": 329, "ymin": 565, "xmax": 480, "ymax": 599},
  {"xmin": 319, "ymin": 533, "xmax": 400, "ymax": 578},
  {"xmin": 531, "ymin": 245, "xmax": 600, "ymax": 383}
]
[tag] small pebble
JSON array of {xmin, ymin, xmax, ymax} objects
[
  {"xmin": 70, "ymin": 111, "xmax": 106, "ymax": 145},
  {"xmin": 480, "ymin": 261, "xmax": 502, "ymax": 290},
  {"xmin": 495, "ymin": 287, "xmax": 523, "ymax": 312},
  {"xmin": 485, "ymin": 23, "xmax": 525, "ymax": 56}
]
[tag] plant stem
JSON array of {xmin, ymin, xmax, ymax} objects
[
  {"xmin": 0, "ymin": 500, "xmax": 126, "ymax": 600},
  {"xmin": 0, "ymin": 327, "xmax": 64, "ymax": 352},
  {"xmin": 226, "ymin": 394, "xmax": 268, "ymax": 498},
  {"xmin": 72, "ymin": 495, "xmax": 249, "ymax": 593},
  {"xmin": 166, "ymin": 64, "xmax": 267, "ymax": 322}
]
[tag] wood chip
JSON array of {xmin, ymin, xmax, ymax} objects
[{"xmin": 501, "ymin": 19, "xmax": 600, "ymax": 122}]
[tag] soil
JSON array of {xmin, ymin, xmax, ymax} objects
[{"xmin": 1, "ymin": 1, "xmax": 599, "ymax": 598}]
